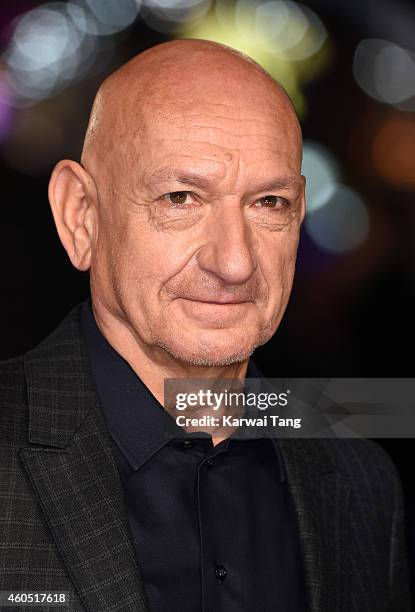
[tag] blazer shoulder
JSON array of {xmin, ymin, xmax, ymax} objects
[
  {"xmin": 0, "ymin": 302, "xmax": 92, "ymax": 450},
  {"xmin": 327, "ymin": 437, "xmax": 398, "ymax": 476},
  {"xmin": 0, "ymin": 355, "xmax": 28, "ymax": 445},
  {"xmin": 323, "ymin": 437, "xmax": 402, "ymax": 509}
]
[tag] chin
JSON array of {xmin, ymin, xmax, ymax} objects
[{"xmin": 156, "ymin": 329, "xmax": 258, "ymax": 368}]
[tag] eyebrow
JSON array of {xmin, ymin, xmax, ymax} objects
[
  {"xmin": 147, "ymin": 169, "xmax": 303, "ymax": 194},
  {"xmin": 245, "ymin": 177, "xmax": 303, "ymax": 195},
  {"xmin": 147, "ymin": 169, "xmax": 214, "ymax": 191}
]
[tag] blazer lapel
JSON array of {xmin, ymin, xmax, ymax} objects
[
  {"xmin": 278, "ymin": 438, "xmax": 352, "ymax": 612},
  {"xmin": 19, "ymin": 305, "xmax": 148, "ymax": 612}
]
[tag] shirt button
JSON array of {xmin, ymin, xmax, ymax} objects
[
  {"xmin": 206, "ymin": 458, "xmax": 214, "ymax": 467},
  {"xmin": 215, "ymin": 565, "xmax": 227, "ymax": 582},
  {"xmin": 183, "ymin": 439, "xmax": 192, "ymax": 448}
]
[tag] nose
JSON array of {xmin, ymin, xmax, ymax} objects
[{"xmin": 196, "ymin": 199, "xmax": 258, "ymax": 286}]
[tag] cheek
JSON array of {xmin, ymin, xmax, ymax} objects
[
  {"xmin": 260, "ymin": 234, "xmax": 299, "ymax": 307},
  {"xmin": 108, "ymin": 220, "xmax": 192, "ymax": 296}
]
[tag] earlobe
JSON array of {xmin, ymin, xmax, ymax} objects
[{"xmin": 48, "ymin": 160, "xmax": 97, "ymax": 271}]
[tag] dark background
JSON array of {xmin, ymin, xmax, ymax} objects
[{"xmin": 1, "ymin": 0, "xmax": 414, "ymax": 601}]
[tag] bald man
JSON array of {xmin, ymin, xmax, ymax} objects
[{"xmin": 0, "ymin": 40, "xmax": 411, "ymax": 612}]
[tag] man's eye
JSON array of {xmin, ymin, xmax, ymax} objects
[
  {"xmin": 255, "ymin": 195, "xmax": 288, "ymax": 209},
  {"xmin": 164, "ymin": 191, "xmax": 193, "ymax": 206}
]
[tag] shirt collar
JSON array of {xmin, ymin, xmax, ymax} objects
[{"xmin": 80, "ymin": 298, "xmax": 285, "ymax": 482}]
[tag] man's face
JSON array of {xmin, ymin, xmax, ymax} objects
[{"xmin": 91, "ymin": 89, "xmax": 305, "ymax": 367}]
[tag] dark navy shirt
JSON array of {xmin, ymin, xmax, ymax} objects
[{"xmin": 81, "ymin": 300, "xmax": 307, "ymax": 612}]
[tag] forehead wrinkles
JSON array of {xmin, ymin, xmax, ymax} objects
[
  {"xmin": 174, "ymin": 115, "xmax": 282, "ymax": 144},
  {"xmin": 136, "ymin": 105, "xmax": 295, "ymax": 153},
  {"xmin": 145, "ymin": 94, "xmax": 288, "ymax": 129}
]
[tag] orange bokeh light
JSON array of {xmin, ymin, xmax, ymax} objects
[{"xmin": 372, "ymin": 112, "xmax": 415, "ymax": 190}]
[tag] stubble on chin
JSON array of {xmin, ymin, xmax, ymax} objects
[{"xmin": 155, "ymin": 337, "xmax": 257, "ymax": 367}]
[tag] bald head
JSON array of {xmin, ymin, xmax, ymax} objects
[{"xmin": 81, "ymin": 39, "xmax": 302, "ymax": 175}]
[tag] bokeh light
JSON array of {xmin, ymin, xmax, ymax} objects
[
  {"xmin": 66, "ymin": 2, "xmax": 102, "ymax": 36},
  {"xmin": 217, "ymin": 0, "xmax": 327, "ymax": 62},
  {"xmin": 3, "ymin": 2, "xmax": 101, "ymax": 106},
  {"xmin": 353, "ymin": 38, "xmax": 415, "ymax": 110},
  {"xmin": 141, "ymin": 0, "xmax": 211, "ymax": 32},
  {"xmin": 301, "ymin": 140, "xmax": 339, "ymax": 212},
  {"xmin": 372, "ymin": 113, "xmax": 415, "ymax": 190},
  {"xmin": 73, "ymin": 0, "xmax": 141, "ymax": 36},
  {"xmin": 301, "ymin": 141, "xmax": 369, "ymax": 254},
  {"xmin": 181, "ymin": 0, "xmax": 331, "ymax": 117},
  {"xmin": 0, "ymin": 72, "xmax": 13, "ymax": 141},
  {"xmin": 250, "ymin": 1, "xmax": 327, "ymax": 61},
  {"xmin": 305, "ymin": 185, "xmax": 370, "ymax": 254}
]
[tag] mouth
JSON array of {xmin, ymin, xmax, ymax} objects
[
  {"xmin": 176, "ymin": 296, "xmax": 253, "ymax": 326},
  {"xmin": 181, "ymin": 298, "xmax": 251, "ymax": 305}
]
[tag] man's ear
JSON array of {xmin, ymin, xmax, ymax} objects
[{"xmin": 48, "ymin": 160, "xmax": 98, "ymax": 271}]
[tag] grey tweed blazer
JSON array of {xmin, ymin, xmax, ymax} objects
[{"xmin": 0, "ymin": 304, "xmax": 412, "ymax": 611}]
